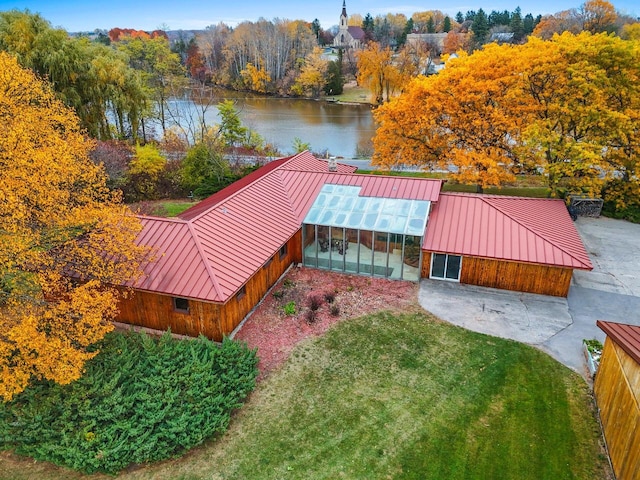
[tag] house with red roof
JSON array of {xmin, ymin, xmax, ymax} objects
[
  {"xmin": 594, "ymin": 321, "xmax": 640, "ymax": 480},
  {"xmin": 115, "ymin": 151, "xmax": 592, "ymax": 340}
]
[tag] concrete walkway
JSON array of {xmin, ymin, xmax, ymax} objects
[{"xmin": 418, "ymin": 216, "xmax": 640, "ymax": 380}]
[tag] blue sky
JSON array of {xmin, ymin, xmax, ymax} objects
[{"xmin": 0, "ymin": 0, "xmax": 637, "ymax": 32}]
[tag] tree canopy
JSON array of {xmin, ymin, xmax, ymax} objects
[
  {"xmin": 0, "ymin": 52, "xmax": 148, "ymax": 401},
  {"xmin": 372, "ymin": 32, "xmax": 640, "ymax": 198}
]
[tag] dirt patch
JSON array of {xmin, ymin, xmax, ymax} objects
[{"xmin": 233, "ymin": 266, "xmax": 418, "ymax": 380}]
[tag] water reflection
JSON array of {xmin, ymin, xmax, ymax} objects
[{"xmin": 161, "ymin": 89, "xmax": 377, "ymax": 159}]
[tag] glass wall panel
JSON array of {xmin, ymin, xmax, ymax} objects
[
  {"xmin": 302, "ymin": 223, "xmax": 318, "ymax": 268},
  {"xmin": 373, "ymin": 232, "xmax": 390, "ymax": 277},
  {"xmin": 344, "ymin": 228, "xmax": 358, "ymax": 274},
  {"xmin": 329, "ymin": 227, "xmax": 345, "ymax": 271},
  {"xmin": 402, "ymin": 235, "xmax": 422, "ymax": 281},
  {"xmin": 359, "ymin": 229, "xmax": 374, "ymax": 274}
]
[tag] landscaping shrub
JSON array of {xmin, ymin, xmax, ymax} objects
[
  {"xmin": 323, "ymin": 291, "xmax": 336, "ymax": 303},
  {"xmin": 0, "ymin": 331, "xmax": 258, "ymax": 474},
  {"xmin": 283, "ymin": 301, "xmax": 297, "ymax": 316},
  {"xmin": 307, "ymin": 294, "xmax": 323, "ymax": 311},
  {"xmin": 304, "ymin": 309, "xmax": 318, "ymax": 324},
  {"xmin": 330, "ymin": 304, "xmax": 340, "ymax": 317}
]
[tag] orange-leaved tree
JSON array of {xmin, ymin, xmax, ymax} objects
[
  {"xmin": 373, "ymin": 32, "xmax": 640, "ymax": 198},
  {"xmin": 372, "ymin": 43, "xmax": 527, "ymax": 191},
  {"xmin": 0, "ymin": 52, "xmax": 148, "ymax": 401}
]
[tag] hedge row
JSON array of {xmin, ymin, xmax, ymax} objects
[{"xmin": 0, "ymin": 331, "xmax": 258, "ymax": 474}]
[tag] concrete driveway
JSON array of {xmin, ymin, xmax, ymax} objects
[{"xmin": 418, "ymin": 216, "xmax": 640, "ymax": 380}]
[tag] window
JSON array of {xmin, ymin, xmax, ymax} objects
[
  {"xmin": 279, "ymin": 244, "xmax": 288, "ymax": 260},
  {"xmin": 236, "ymin": 286, "xmax": 246, "ymax": 301},
  {"xmin": 430, "ymin": 254, "xmax": 462, "ymax": 281},
  {"xmin": 173, "ymin": 297, "xmax": 190, "ymax": 313}
]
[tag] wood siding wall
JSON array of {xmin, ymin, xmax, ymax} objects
[
  {"xmin": 115, "ymin": 230, "xmax": 302, "ymax": 342},
  {"xmin": 421, "ymin": 252, "xmax": 573, "ymax": 297},
  {"xmin": 594, "ymin": 338, "xmax": 640, "ymax": 480}
]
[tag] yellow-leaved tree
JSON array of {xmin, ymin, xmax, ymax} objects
[
  {"xmin": 0, "ymin": 52, "xmax": 148, "ymax": 401},
  {"xmin": 373, "ymin": 44, "xmax": 526, "ymax": 191},
  {"xmin": 373, "ymin": 32, "xmax": 640, "ymax": 198}
]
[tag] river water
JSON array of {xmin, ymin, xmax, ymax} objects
[{"xmin": 164, "ymin": 90, "xmax": 377, "ymax": 159}]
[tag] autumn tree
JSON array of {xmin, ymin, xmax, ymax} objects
[
  {"xmin": 197, "ymin": 22, "xmax": 232, "ymax": 84},
  {"xmin": 580, "ymin": 0, "xmax": 617, "ymax": 33},
  {"xmin": 443, "ymin": 31, "xmax": 467, "ymax": 53},
  {"xmin": 223, "ymin": 19, "xmax": 316, "ymax": 94},
  {"xmin": 356, "ymin": 42, "xmax": 398, "ymax": 104},
  {"xmin": 0, "ymin": 10, "xmax": 148, "ymax": 140},
  {"xmin": 518, "ymin": 33, "xmax": 640, "ymax": 197},
  {"xmin": 372, "ymin": 32, "xmax": 640, "ymax": 200},
  {"xmin": 372, "ymin": 44, "xmax": 523, "ymax": 191},
  {"xmin": 0, "ymin": 52, "xmax": 147, "ymax": 401},
  {"xmin": 533, "ymin": 0, "xmax": 618, "ymax": 38},
  {"xmin": 117, "ymin": 36, "xmax": 185, "ymax": 136},
  {"xmin": 292, "ymin": 47, "xmax": 329, "ymax": 98}
]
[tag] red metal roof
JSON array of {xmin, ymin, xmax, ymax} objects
[
  {"xmin": 178, "ymin": 157, "xmax": 291, "ymax": 221},
  {"xmin": 422, "ymin": 192, "xmax": 593, "ymax": 270},
  {"xmin": 597, "ymin": 320, "xmax": 640, "ymax": 366},
  {"xmin": 131, "ymin": 151, "xmax": 443, "ymax": 303}
]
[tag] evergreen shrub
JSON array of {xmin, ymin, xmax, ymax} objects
[{"xmin": 0, "ymin": 331, "xmax": 258, "ymax": 474}]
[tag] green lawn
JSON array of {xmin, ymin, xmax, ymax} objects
[
  {"xmin": 128, "ymin": 200, "xmax": 195, "ymax": 217},
  {"xmin": 0, "ymin": 310, "xmax": 609, "ymax": 479},
  {"xmin": 160, "ymin": 201, "xmax": 194, "ymax": 216}
]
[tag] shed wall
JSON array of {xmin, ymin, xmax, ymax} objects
[
  {"xmin": 594, "ymin": 338, "xmax": 640, "ymax": 480},
  {"xmin": 421, "ymin": 253, "xmax": 573, "ymax": 297},
  {"xmin": 115, "ymin": 230, "xmax": 302, "ymax": 341}
]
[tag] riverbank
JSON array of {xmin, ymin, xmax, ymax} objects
[{"xmin": 326, "ymin": 80, "xmax": 372, "ymax": 105}]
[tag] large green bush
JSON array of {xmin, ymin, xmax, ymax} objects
[{"xmin": 0, "ymin": 331, "xmax": 258, "ymax": 474}]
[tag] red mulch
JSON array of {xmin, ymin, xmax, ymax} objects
[{"xmin": 233, "ymin": 266, "xmax": 418, "ymax": 381}]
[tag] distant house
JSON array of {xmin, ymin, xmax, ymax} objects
[
  {"xmin": 332, "ymin": 1, "xmax": 365, "ymax": 49},
  {"xmin": 594, "ymin": 321, "xmax": 640, "ymax": 480},
  {"xmin": 115, "ymin": 151, "xmax": 592, "ymax": 340},
  {"xmin": 406, "ymin": 33, "xmax": 448, "ymax": 55},
  {"xmin": 490, "ymin": 32, "xmax": 515, "ymax": 44}
]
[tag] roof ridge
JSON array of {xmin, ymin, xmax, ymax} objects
[
  {"xmin": 273, "ymin": 169, "xmax": 303, "ymax": 220},
  {"xmin": 185, "ymin": 160, "xmax": 291, "ymax": 223},
  {"xmin": 185, "ymin": 220, "xmax": 224, "ymax": 301},
  {"xmin": 481, "ymin": 196, "xmax": 590, "ymax": 268},
  {"xmin": 137, "ymin": 214, "xmax": 189, "ymax": 223}
]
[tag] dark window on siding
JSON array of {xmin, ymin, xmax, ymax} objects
[
  {"xmin": 430, "ymin": 253, "xmax": 462, "ymax": 281},
  {"xmin": 236, "ymin": 286, "xmax": 246, "ymax": 301},
  {"xmin": 279, "ymin": 244, "xmax": 288, "ymax": 259},
  {"xmin": 265, "ymin": 256, "xmax": 273, "ymax": 268},
  {"xmin": 173, "ymin": 297, "xmax": 190, "ymax": 313}
]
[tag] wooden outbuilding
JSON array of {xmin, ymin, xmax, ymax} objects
[
  {"xmin": 594, "ymin": 320, "xmax": 640, "ymax": 480},
  {"xmin": 422, "ymin": 193, "xmax": 592, "ymax": 297}
]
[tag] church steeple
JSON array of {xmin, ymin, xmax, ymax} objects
[
  {"xmin": 340, "ymin": 0, "xmax": 348, "ymax": 28},
  {"xmin": 341, "ymin": 0, "xmax": 347, "ymax": 17}
]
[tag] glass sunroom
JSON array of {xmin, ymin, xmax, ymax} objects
[{"xmin": 301, "ymin": 185, "xmax": 431, "ymax": 281}]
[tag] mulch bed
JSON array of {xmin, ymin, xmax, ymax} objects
[{"xmin": 233, "ymin": 266, "xmax": 419, "ymax": 380}]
